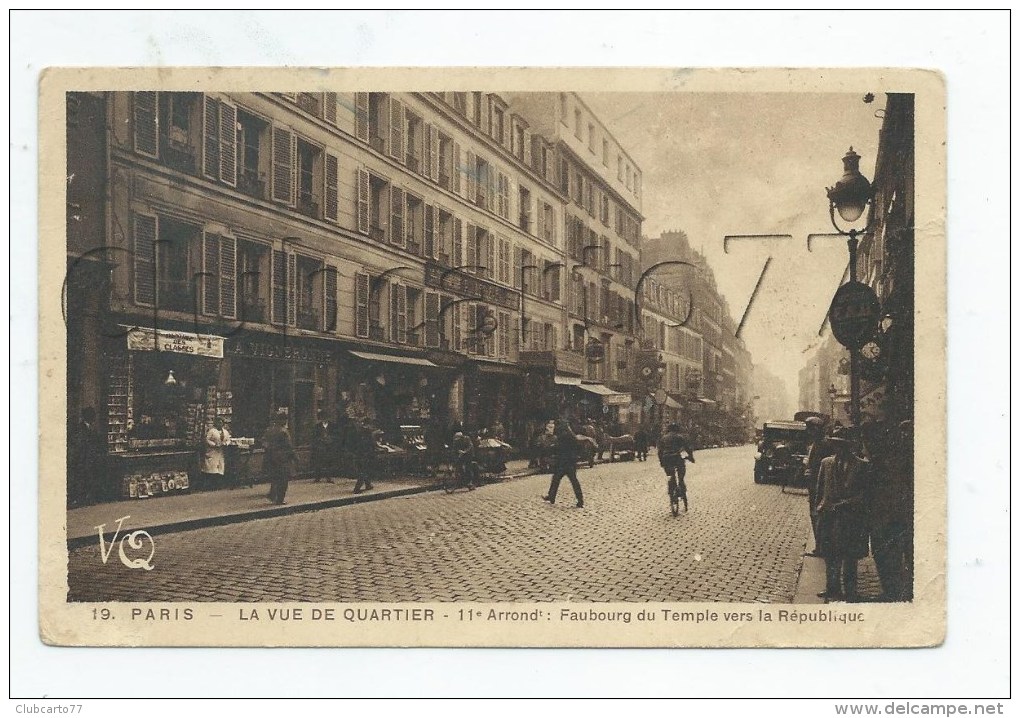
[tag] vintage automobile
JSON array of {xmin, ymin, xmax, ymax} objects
[{"xmin": 753, "ymin": 420, "xmax": 810, "ymax": 485}]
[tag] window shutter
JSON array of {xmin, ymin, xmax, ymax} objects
[
  {"xmin": 465, "ymin": 224, "xmax": 477, "ymax": 273},
  {"xmin": 452, "ymin": 303, "xmax": 462, "ymax": 351},
  {"xmin": 202, "ymin": 232, "xmax": 220, "ymax": 316},
  {"xmin": 511, "ymin": 316, "xmax": 519, "ymax": 357},
  {"xmin": 322, "ymin": 263, "xmax": 338, "ymax": 330},
  {"xmin": 287, "ymin": 253, "xmax": 297, "ymax": 327},
  {"xmin": 424, "ymin": 203, "xmax": 435, "ymax": 259},
  {"xmin": 498, "ymin": 236, "xmax": 509, "ymax": 285},
  {"xmin": 422, "ymin": 122, "xmax": 432, "ymax": 179},
  {"xmin": 272, "ymin": 249, "xmax": 287, "ymax": 324},
  {"xmin": 486, "ymin": 164, "xmax": 496, "ymax": 212},
  {"xmin": 486, "ymin": 313, "xmax": 496, "ymax": 357},
  {"xmin": 220, "ymin": 235, "xmax": 237, "ymax": 319},
  {"xmin": 453, "ymin": 143, "xmax": 462, "ymax": 194},
  {"xmin": 133, "ymin": 92, "xmax": 158, "ymax": 159},
  {"xmin": 356, "ymin": 167, "xmax": 370, "ymax": 235},
  {"xmin": 133, "ymin": 213, "xmax": 157, "ymax": 306},
  {"xmin": 203, "ymin": 95, "xmax": 220, "ymax": 180},
  {"xmin": 453, "ymin": 218, "xmax": 463, "ymax": 267},
  {"xmin": 324, "ymin": 92, "xmax": 338, "ymax": 125},
  {"xmin": 219, "ymin": 101, "xmax": 237, "ymax": 186},
  {"xmin": 272, "ymin": 125, "xmax": 295, "ymax": 205},
  {"xmin": 389, "ymin": 97, "xmax": 404, "ymax": 162},
  {"xmin": 397, "ymin": 284, "xmax": 408, "ymax": 343},
  {"xmin": 390, "ymin": 186, "xmax": 405, "ymax": 248},
  {"xmin": 465, "ymin": 150, "xmax": 476, "ymax": 201},
  {"xmin": 484, "ymin": 233, "xmax": 495, "ymax": 279},
  {"xmin": 429, "ymin": 124, "xmax": 440, "ymax": 181},
  {"xmin": 355, "ymin": 93, "xmax": 369, "ymax": 142},
  {"xmin": 355, "ymin": 272, "xmax": 369, "ymax": 338},
  {"xmin": 324, "ymin": 152, "xmax": 340, "ymax": 223},
  {"xmin": 425, "ymin": 292, "xmax": 439, "ymax": 348}
]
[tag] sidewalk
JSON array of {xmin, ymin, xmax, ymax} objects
[
  {"xmin": 68, "ymin": 459, "xmax": 539, "ymax": 548},
  {"xmin": 793, "ymin": 525, "xmax": 885, "ymax": 604}
]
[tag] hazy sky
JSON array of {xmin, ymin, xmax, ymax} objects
[{"xmin": 585, "ymin": 92, "xmax": 885, "ymax": 398}]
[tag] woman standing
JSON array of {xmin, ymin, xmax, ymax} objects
[{"xmin": 201, "ymin": 416, "xmax": 231, "ymax": 490}]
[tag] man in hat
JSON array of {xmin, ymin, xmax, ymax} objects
[
  {"xmin": 310, "ymin": 409, "xmax": 337, "ymax": 484},
  {"xmin": 814, "ymin": 428, "xmax": 870, "ymax": 601},
  {"xmin": 802, "ymin": 416, "xmax": 833, "ymax": 553},
  {"xmin": 542, "ymin": 419, "xmax": 585, "ymax": 508},
  {"xmin": 262, "ymin": 409, "xmax": 296, "ymax": 505}
]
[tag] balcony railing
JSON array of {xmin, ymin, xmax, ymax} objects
[
  {"xmin": 370, "ymin": 137, "xmax": 386, "ymax": 153},
  {"xmin": 297, "ymin": 196, "xmax": 319, "ymax": 219},
  {"xmin": 237, "ymin": 172, "xmax": 266, "ymax": 200},
  {"xmin": 160, "ymin": 141, "xmax": 196, "ymax": 175},
  {"xmin": 368, "ymin": 324, "xmax": 385, "ymax": 341},
  {"xmin": 370, "ymin": 226, "xmax": 385, "ymax": 242},
  {"xmin": 406, "ymin": 154, "xmax": 421, "ymax": 173},
  {"xmin": 297, "ymin": 308, "xmax": 320, "ymax": 331},
  {"xmin": 240, "ymin": 298, "xmax": 267, "ymax": 324},
  {"xmin": 438, "ymin": 171, "xmax": 451, "ymax": 190}
]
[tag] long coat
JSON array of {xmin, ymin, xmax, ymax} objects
[
  {"xmin": 201, "ymin": 426, "xmax": 231, "ymax": 475},
  {"xmin": 261, "ymin": 424, "xmax": 296, "ymax": 478},
  {"xmin": 815, "ymin": 453, "xmax": 870, "ymax": 559}
]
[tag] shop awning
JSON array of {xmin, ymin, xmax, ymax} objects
[
  {"xmin": 349, "ymin": 350, "xmax": 437, "ymax": 367},
  {"xmin": 554, "ymin": 375, "xmax": 583, "ymax": 386},
  {"xmin": 664, "ymin": 396, "xmax": 682, "ymax": 410},
  {"xmin": 578, "ymin": 383, "xmax": 630, "ymax": 405}
]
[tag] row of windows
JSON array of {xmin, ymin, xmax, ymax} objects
[
  {"xmin": 559, "ymin": 92, "xmax": 640, "ymax": 199},
  {"xmin": 558, "ymin": 157, "xmax": 640, "ymax": 246},
  {"xmin": 565, "ymin": 216, "xmax": 638, "ymax": 287}
]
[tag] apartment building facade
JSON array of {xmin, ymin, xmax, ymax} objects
[{"xmin": 66, "ymin": 89, "xmax": 646, "ymax": 500}]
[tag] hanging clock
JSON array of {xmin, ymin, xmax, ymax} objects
[{"xmin": 861, "ymin": 341, "xmax": 881, "ymax": 360}]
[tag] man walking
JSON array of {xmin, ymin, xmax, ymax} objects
[
  {"xmin": 310, "ymin": 410, "xmax": 336, "ymax": 483},
  {"xmin": 542, "ymin": 420, "xmax": 584, "ymax": 509},
  {"xmin": 815, "ymin": 428, "xmax": 870, "ymax": 601},
  {"xmin": 262, "ymin": 409, "xmax": 296, "ymax": 505}
]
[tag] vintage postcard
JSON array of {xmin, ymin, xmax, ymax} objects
[{"xmin": 39, "ymin": 67, "xmax": 946, "ymax": 647}]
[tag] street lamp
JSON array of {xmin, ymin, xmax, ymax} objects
[{"xmin": 825, "ymin": 147, "xmax": 874, "ymax": 428}]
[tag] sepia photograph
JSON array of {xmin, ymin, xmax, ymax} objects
[
  {"xmin": 41, "ymin": 67, "xmax": 945, "ymax": 649},
  {"xmin": 13, "ymin": 7, "xmax": 1009, "ymax": 706}
]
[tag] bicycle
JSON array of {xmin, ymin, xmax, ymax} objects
[
  {"xmin": 435, "ymin": 450, "xmax": 478, "ymax": 494},
  {"xmin": 663, "ymin": 452, "xmax": 695, "ymax": 517}
]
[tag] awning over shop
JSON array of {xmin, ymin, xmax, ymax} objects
[
  {"xmin": 664, "ymin": 396, "xmax": 682, "ymax": 410},
  {"xmin": 554, "ymin": 375, "xmax": 583, "ymax": 386},
  {"xmin": 349, "ymin": 350, "xmax": 438, "ymax": 368},
  {"xmin": 577, "ymin": 383, "xmax": 630, "ymax": 405}
]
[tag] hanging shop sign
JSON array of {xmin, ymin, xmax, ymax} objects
[
  {"xmin": 829, "ymin": 281, "xmax": 881, "ymax": 350},
  {"xmin": 126, "ymin": 327, "xmax": 224, "ymax": 358},
  {"xmin": 585, "ymin": 338, "xmax": 605, "ymax": 363}
]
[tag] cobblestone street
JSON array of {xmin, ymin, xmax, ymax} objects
[{"xmin": 68, "ymin": 445, "xmax": 813, "ymax": 603}]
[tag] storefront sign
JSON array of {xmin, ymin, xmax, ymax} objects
[
  {"xmin": 227, "ymin": 338, "xmax": 333, "ymax": 363},
  {"xmin": 424, "ymin": 263, "xmax": 521, "ymax": 311},
  {"xmin": 127, "ymin": 328, "xmax": 224, "ymax": 358},
  {"xmin": 603, "ymin": 393, "xmax": 631, "ymax": 406}
]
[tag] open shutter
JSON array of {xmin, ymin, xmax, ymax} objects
[
  {"xmin": 498, "ymin": 237, "xmax": 509, "ymax": 285},
  {"xmin": 452, "ymin": 303, "xmax": 462, "ymax": 351},
  {"xmin": 133, "ymin": 92, "xmax": 158, "ymax": 158},
  {"xmin": 202, "ymin": 232, "xmax": 221, "ymax": 316},
  {"xmin": 513, "ymin": 246, "xmax": 522, "ymax": 290},
  {"xmin": 429, "ymin": 124, "xmax": 440, "ymax": 181},
  {"xmin": 355, "ymin": 272, "xmax": 369, "ymax": 338},
  {"xmin": 425, "ymin": 292, "xmax": 439, "ymax": 348},
  {"xmin": 423, "ymin": 203, "xmax": 435, "ymax": 259},
  {"xmin": 397, "ymin": 284, "xmax": 408, "ymax": 343},
  {"xmin": 272, "ymin": 125, "xmax": 295, "ymax": 205},
  {"xmin": 202, "ymin": 95, "xmax": 220, "ymax": 180},
  {"xmin": 355, "ymin": 93, "xmax": 370, "ymax": 142},
  {"xmin": 324, "ymin": 152, "xmax": 339, "ymax": 223},
  {"xmin": 453, "ymin": 218, "xmax": 463, "ymax": 267},
  {"xmin": 133, "ymin": 213, "xmax": 157, "ymax": 306},
  {"xmin": 486, "ymin": 164, "xmax": 496, "ymax": 212},
  {"xmin": 220, "ymin": 235, "xmax": 236, "ymax": 319},
  {"xmin": 324, "ymin": 92, "xmax": 338, "ymax": 125},
  {"xmin": 465, "ymin": 150, "xmax": 475, "ymax": 201},
  {"xmin": 465, "ymin": 224, "xmax": 477, "ymax": 273},
  {"xmin": 511, "ymin": 317, "xmax": 520, "ymax": 357},
  {"xmin": 356, "ymin": 168, "xmax": 370, "ymax": 235},
  {"xmin": 219, "ymin": 101, "xmax": 237, "ymax": 186},
  {"xmin": 485, "ymin": 233, "xmax": 495, "ymax": 279},
  {"xmin": 390, "ymin": 186, "xmax": 405, "ymax": 248},
  {"xmin": 486, "ymin": 311, "xmax": 496, "ymax": 357},
  {"xmin": 421, "ymin": 122, "xmax": 432, "ymax": 179},
  {"xmin": 272, "ymin": 249, "xmax": 287, "ymax": 324},
  {"xmin": 287, "ymin": 253, "xmax": 297, "ymax": 327},
  {"xmin": 389, "ymin": 97, "xmax": 404, "ymax": 162},
  {"xmin": 453, "ymin": 143, "xmax": 462, "ymax": 194},
  {"xmin": 323, "ymin": 265, "xmax": 338, "ymax": 331}
]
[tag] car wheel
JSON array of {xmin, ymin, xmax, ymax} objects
[{"xmin": 754, "ymin": 466, "xmax": 766, "ymax": 484}]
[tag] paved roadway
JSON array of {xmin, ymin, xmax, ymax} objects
[{"xmin": 67, "ymin": 445, "xmax": 812, "ymax": 603}]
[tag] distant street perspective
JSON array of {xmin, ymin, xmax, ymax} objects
[{"xmin": 69, "ymin": 446, "xmax": 812, "ymax": 603}]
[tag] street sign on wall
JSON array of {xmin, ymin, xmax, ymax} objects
[{"xmin": 829, "ymin": 281, "xmax": 880, "ymax": 349}]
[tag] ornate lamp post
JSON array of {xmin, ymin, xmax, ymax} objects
[{"xmin": 825, "ymin": 147, "xmax": 877, "ymax": 428}]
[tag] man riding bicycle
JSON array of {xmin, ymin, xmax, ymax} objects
[{"xmin": 659, "ymin": 423, "xmax": 695, "ymax": 514}]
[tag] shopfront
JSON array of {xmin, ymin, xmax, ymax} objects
[
  {"xmin": 463, "ymin": 360, "xmax": 525, "ymax": 444},
  {"xmin": 103, "ymin": 326, "xmax": 229, "ymax": 500}
]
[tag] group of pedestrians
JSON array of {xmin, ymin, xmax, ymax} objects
[{"xmin": 803, "ymin": 417, "xmax": 914, "ymax": 603}]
